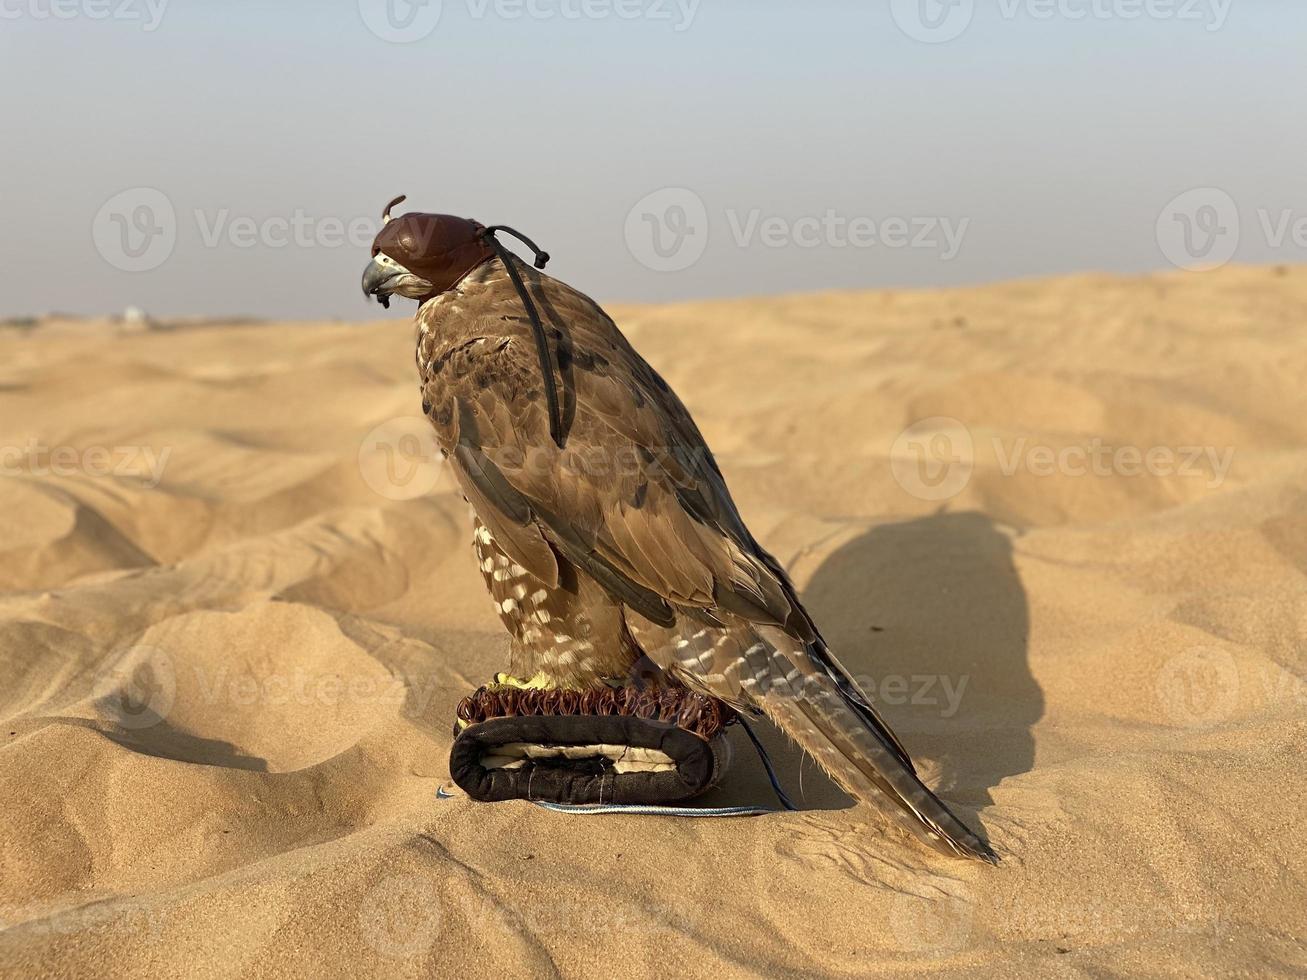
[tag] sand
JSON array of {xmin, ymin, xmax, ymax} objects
[{"xmin": 1, "ymin": 265, "xmax": 1305, "ymax": 978}]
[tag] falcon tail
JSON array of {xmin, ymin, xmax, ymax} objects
[{"xmin": 749, "ymin": 626, "xmax": 997, "ymax": 863}]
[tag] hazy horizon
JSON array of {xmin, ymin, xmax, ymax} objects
[{"xmin": 3, "ymin": 0, "xmax": 1305, "ymax": 321}]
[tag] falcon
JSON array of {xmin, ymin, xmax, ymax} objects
[{"xmin": 361, "ymin": 196, "xmax": 996, "ymax": 862}]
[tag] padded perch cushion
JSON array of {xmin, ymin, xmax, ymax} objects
[{"xmin": 449, "ymin": 686, "xmax": 734, "ymax": 805}]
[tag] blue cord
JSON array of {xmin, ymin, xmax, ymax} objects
[{"xmin": 737, "ymin": 716, "xmax": 799, "ymax": 811}]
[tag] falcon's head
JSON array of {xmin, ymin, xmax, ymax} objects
[{"xmin": 361, "ymin": 195, "xmax": 495, "ymax": 308}]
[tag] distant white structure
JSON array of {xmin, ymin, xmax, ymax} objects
[{"xmin": 120, "ymin": 306, "xmax": 152, "ymax": 331}]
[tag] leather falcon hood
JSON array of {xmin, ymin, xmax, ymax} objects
[{"xmin": 371, "ymin": 195, "xmax": 495, "ymax": 297}]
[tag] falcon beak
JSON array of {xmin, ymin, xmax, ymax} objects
[
  {"xmin": 362, "ymin": 253, "xmax": 437, "ymax": 309},
  {"xmin": 361, "ymin": 254, "xmax": 400, "ymax": 309}
]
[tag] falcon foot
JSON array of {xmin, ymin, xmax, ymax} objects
[
  {"xmin": 449, "ymin": 684, "xmax": 736, "ymax": 806},
  {"xmin": 489, "ymin": 671, "xmax": 555, "ymax": 691}
]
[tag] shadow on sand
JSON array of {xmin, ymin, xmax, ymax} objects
[
  {"xmin": 47, "ymin": 713, "xmax": 271, "ymax": 771},
  {"xmin": 705, "ymin": 511, "xmax": 1042, "ymax": 818}
]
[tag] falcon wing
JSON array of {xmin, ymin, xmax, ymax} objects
[{"xmin": 424, "ymin": 282, "xmax": 766, "ymax": 633}]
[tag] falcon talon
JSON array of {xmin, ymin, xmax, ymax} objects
[{"xmin": 363, "ymin": 197, "xmax": 998, "ymax": 862}]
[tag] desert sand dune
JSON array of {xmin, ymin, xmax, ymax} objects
[{"xmin": 1, "ymin": 266, "xmax": 1305, "ymax": 977}]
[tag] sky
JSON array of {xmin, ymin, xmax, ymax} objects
[{"xmin": 1, "ymin": 0, "xmax": 1305, "ymax": 320}]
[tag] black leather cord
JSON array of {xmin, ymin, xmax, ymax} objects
[{"xmin": 479, "ymin": 226, "xmax": 565, "ymax": 448}]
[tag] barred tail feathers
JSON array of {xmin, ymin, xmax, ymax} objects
[{"xmin": 743, "ymin": 626, "xmax": 996, "ymax": 863}]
